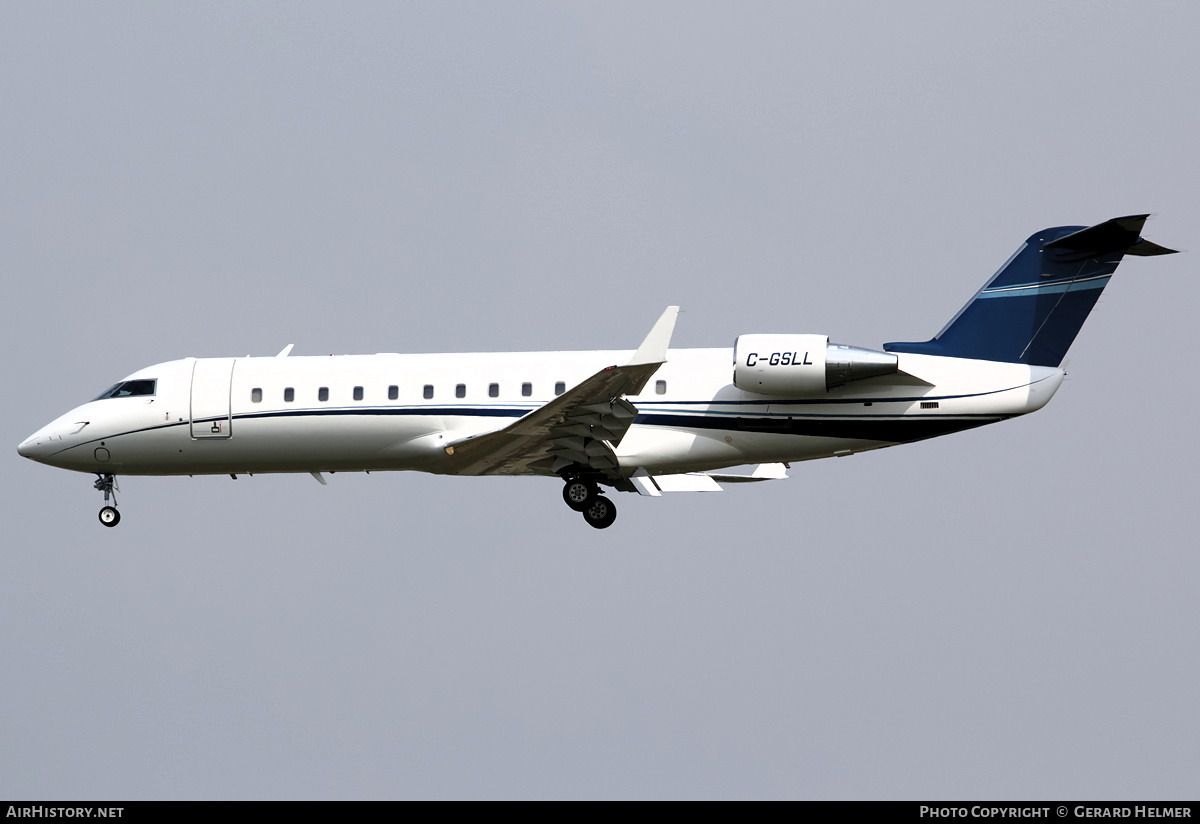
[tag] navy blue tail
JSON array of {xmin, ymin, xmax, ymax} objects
[{"xmin": 884, "ymin": 215, "xmax": 1176, "ymax": 367}]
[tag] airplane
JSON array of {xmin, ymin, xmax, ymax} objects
[{"xmin": 17, "ymin": 214, "xmax": 1176, "ymax": 530}]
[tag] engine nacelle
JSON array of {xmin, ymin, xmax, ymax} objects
[
  {"xmin": 734, "ymin": 334, "xmax": 829, "ymax": 395},
  {"xmin": 733, "ymin": 334, "xmax": 898, "ymax": 396}
]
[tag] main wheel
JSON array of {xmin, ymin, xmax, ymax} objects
[
  {"xmin": 581, "ymin": 496, "xmax": 617, "ymax": 529},
  {"xmin": 98, "ymin": 506, "xmax": 121, "ymax": 528},
  {"xmin": 562, "ymin": 479, "xmax": 596, "ymax": 511}
]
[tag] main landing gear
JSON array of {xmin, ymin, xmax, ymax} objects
[
  {"xmin": 561, "ymin": 476, "xmax": 617, "ymax": 529},
  {"xmin": 94, "ymin": 473, "xmax": 121, "ymax": 527}
]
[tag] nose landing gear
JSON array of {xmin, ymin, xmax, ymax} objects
[{"xmin": 94, "ymin": 474, "xmax": 121, "ymax": 527}]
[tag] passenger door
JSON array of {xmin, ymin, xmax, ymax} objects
[{"xmin": 190, "ymin": 358, "xmax": 235, "ymax": 439}]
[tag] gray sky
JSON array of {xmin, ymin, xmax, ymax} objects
[{"xmin": 3, "ymin": 1, "xmax": 1197, "ymax": 799}]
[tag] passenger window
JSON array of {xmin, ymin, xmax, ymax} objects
[
  {"xmin": 318, "ymin": 387, "xmax": 329, "ymax": 402},
  {"xmin": 284, "ymin": 387, "xmax": 294, "ymax": 403},
  {"xmin": 456, "ymin": 384, "xmax": 466, "ymax": 399},
  {"xmin": 488, "ymin": 383, "xmax": 499, "ymax": 398},
  {"xmin": 521, "ymin": 382, "xmax": 532, "ymax": 397},
  {"xmin": 554, "ymin": 381, "xmax": 566, "ymax": 396},
  {"xmin": 656, "ymin": 380, "xmax": 667, "ymax": 395},
  {"xmin": 353, "ymin": 386, "xmax": 364, "ymax": 401},
  {"xmin": 423, "ymin": 385, "xmax": 434, "ymax": 399},
  {"xmin": 388, "ymin": 385, "xmax": 399, "ymax": 401},
  {"xmin": 251, "ymin": 388, "xmax": 262, "ymax": 403}
]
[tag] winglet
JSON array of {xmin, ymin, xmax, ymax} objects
[{"xmin": 629, "ymin": 306, "xmax": 679, "ymax": 365}]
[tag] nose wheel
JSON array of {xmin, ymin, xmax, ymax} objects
[{"xmin": 94, "ymin": 473, "xmax": 121, "ymax": 528}]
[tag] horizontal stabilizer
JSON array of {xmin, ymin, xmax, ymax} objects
[
  {"xmin": 632, "ymin": 463, "xmax": 790, "ymax": 495},
  {"xmin": 1044, "ymin": 214, "xmax": 1152, "ymax": 255},
  {"xmin": 1043, "ymin": 214, "xmax": 1177, "ymax": 258},
  {"xmin": 1125, "ymin": 238, "xmax": 1179, "ymax": 256},
  {"xmin": 650, "ymin": 473, "xmax": 724, "ymax": 493},
  {"xmin": 631, "ymin": 471, "xmax": 662, "ymax": 496},
  {"xmin": 705, "ymin": 463, "xmax": 790, "ymax": 483}
]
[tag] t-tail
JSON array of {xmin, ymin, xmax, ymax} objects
[{"xmin": 884, "ymin": 215, "xmax": 1177, "ymax": 367}]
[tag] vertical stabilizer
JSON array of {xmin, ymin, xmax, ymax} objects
[{"xmin": 884, "ymin": 215, "xmax": 1176, "ymax": 366}]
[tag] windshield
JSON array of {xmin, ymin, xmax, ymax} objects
[{"xmin": 92, "ymin": 379, "xmax": 157, "ymax": 401}]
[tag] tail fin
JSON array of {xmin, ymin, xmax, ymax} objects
[{"xmin": 884, "ymin": 215, "xmax": 1177, "ymax": 367}]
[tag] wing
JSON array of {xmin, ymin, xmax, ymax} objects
[{"xmin": 440, "ymin": 307, "xmax": 679, "ymax": 478}]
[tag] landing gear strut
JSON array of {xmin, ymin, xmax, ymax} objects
[
  {"xmin": 561, "ymin": 476, "xmax": 617, "ymax": 528},
  {"xmin": 94, "ymin": 473, "xmax": 121, "ymax": 527}
]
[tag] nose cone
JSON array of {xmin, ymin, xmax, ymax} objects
[
  {"xmin": 18, "ymin": 415, "xmax": 84, "ymax": 465},
  {"xmin": 17, "ymin": 426, "xmax": 56, "ymax": 462}
]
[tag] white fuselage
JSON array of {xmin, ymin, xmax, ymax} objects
[{"xmin": 18, "ymin": 347, "xmax": 1064, "ymax": 478}]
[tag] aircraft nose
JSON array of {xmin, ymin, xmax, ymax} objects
[
  {"xmin": 17, "ymin": 425, "xmax": 60, "ymax": 462},
  {"xmin": 17, "ymin": 433, "xmax": 45, "ymax": 459},
  {"xmin": 18, "ymin": 414, "xmax": 92, "ymax": 466}
]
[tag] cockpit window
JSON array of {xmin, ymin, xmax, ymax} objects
[{"xmin": 93, "ymin": 379, "xmax": 157, "ymax": 401}]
